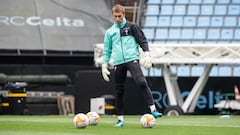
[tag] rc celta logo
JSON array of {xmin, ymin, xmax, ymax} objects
[{"xmin": 0, "ymin": 16, "xmax": 85, "ymax": 27}]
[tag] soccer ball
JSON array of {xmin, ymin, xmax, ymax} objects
[
  {"xmin": 73, "ymin": 113, "xmax": 89, "ymax": 128},
  {"xmin": 86, "ymin": 111, "xmax": 100, "ymax": 126},
  {"xmin": 140, "ymin": 114, "xmax": 156, "ymax": 128}
]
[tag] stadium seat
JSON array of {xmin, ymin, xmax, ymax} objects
[
  {"xmin": 187, "ymin": 5, "xmax": 200, "ymax": 15},
  {"xmin": 221, "ymin": 29, "xmax": 233, "ymax": 40},
  {"xmin": 238, "ymin": 18, "xmax": 240, "ymax": 27},
  {"xmin": 162, "ymin": 0, "xmax": 175, "ymax": 4},
  {"xmin": 147, "ymin": 0, "xmax": 161, "ymax": 4},
  {"xmin": 173, "ymin": 5, "xmax": 186, "ymax": 15},
  {"xmin": 207, "ymin": 29, "xmax": 220, "ymax": 40},
  {"xmin": 160, "ymin": 5, "xmax": 173, "ymax": 15},
  {"xmin": 176, "ymin": 0, "xmax": 189, "ymax": 4},
  {"xmin": 228, "ymin": 5, "xmax": 240, "ymax": 15},
  {"xmin": 184, "ymin": 17, "xmax": 196, "ymax": 27},
  {"xmin": 142, "ymin": 28, "xmax": 155, "ymax": 40},
  {"xmin": 214, "ymin": 5, "xmax": 227, "ymax": 15},
  {"xmin": 181, "ymin": 29, "xmax": 194, "ymax": 39},
  {"xmin": 233, "ymin": 67, "xmax": 240, "ymax": 76},
  {"xmin": 178, "ymin": 66, "xmax": 190, "ymax": 76},
  {"xmin": 193, "ymin": 29, "xmax": 206, "ymax": 40},
  {"xmin": 201, "ymin": 5, "xmax": 214, "ymax": 15},
  {"xmin": 150, "ymin": 68, "xmax": 162, "ymax": 76},
  {"xmin": 210, "ymin": 67, "xmax": 218, "ymax": 76},
  {"xmin": 171, "ymin": 17, "xmax": 183, "ymax": 27},
  {"xmin": 224, "ymin": 17, "xmax": 237, "ymax": 27},
  {"xmin": 169, "ymin": 29, "xmax": 181, "ymax": 40},
  {"xmin": 202, "ymin": 0, "xmax": 215, "ymax": 4},
  {"xmin": 219, "ymin": 67, "xmax": 231, "ymax": 76},
  {"xmin": 170, "ymin": 66, "xmax": 177, "ymax": 74},
  {"xmin": 158, "ymin": 16, "xmax": 170, "ymax": 27},
  {"xmin": 197, "ymin": 17, "xmax": 210, "ymax": 27},
  {"xmin": 144, "ymin": 16, "xmax": 158, "ymax": 27},
  {"xmin": 217, "ymin": 0, "xmax": 230, "ymax": 4},
  {"xmin": 189, "ymin": 0, "xmax": 202, "ymax": 4},
  {"xmin": 146, "ymin": 5, "xmax": 159, "ymax": 15},
  {"xmin": 234, "ymin": 29, "xmax": 240, "ymax": 40},
  {"xmin": 232, "ymin": 0, "xmax": 240, "ymax": 4},
  {"xmin": 155, "ymin": 28, "xmax": 168, "ymax": 40},
  {"xmin": 211, "ymin": 17, "xmax": 223, "ymax": 27},
  {"xmin": 191, "ymin": 66, "xmax": 204, "ymax": 76}
]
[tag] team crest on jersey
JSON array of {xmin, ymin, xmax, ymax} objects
[
  {"xmin": 121, "ymin": 27, "xmax": 131, "ymax": 36},
  {"xmin": 124, "ymin": 27, "xmax": 130, "ymax": 35}
]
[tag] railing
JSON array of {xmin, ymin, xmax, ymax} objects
[{"xmin": 94, "ymin": 43, "xmax": 240, "ymax": 67}]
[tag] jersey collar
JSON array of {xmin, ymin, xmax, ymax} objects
[{"xmin": 114, "ymin": 18, "xmax": 126, "ymax": 28}]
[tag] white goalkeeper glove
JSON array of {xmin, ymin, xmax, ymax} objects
[
  {"xmin": 101, "ymin": 63, "xmax": 110, "ymax": 82},
  {"xmin": 141, "ymin": 51, "xmax": 152, "ymax": 70}
]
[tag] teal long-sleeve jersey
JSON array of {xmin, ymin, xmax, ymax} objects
[{"xmin": 103, "ymin": 18, "xmax": 149, "ymax": 66}]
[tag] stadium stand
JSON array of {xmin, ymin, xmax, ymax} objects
[
  {"xmin": 143, "ymin": 0, "xmax": 240, "ymax": 43},
  {"xmin": 94, "ymin": 0, "xmax": 240, "ymax": 114}
]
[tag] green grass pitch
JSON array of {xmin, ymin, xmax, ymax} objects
[{"xmin": 0, "ymin": 115, "xmax": 239, "ymax": 135}]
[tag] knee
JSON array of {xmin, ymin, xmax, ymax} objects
[{"xmin": 136, "ymin": 78, "xmax": 148, "ymax": 88}]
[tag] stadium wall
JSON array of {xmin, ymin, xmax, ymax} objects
[{"xmin": 0, "ymin": 64, "xmax": 240, "ymax": 115}]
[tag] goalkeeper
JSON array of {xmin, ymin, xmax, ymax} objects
[{"xmin": 101, "ymin": 4, "xmax": 162, "ymax": 127}]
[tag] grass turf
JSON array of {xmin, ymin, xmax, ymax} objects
[{"xmin": 0, "ymin": 115, "xmax": 239, "ymax": 135}]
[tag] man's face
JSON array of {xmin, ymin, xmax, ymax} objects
[{"xmin": 112, "ymin": 11, "xmax": 125, "ymax": 24}]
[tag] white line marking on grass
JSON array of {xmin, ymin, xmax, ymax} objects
[
  {"xmin": 1, "ymin": 131, "xmax": 99, "ymax": 135},
  {"xmin": 155, "ymin": 123, "xmax": 240, "ymax": 128},
  {"xmin": 100, "ymin": 117, "xmax": 240, "ymax": 128},
  {"xmin": 0, "ymin": 118, "xmax": 71, "ymax": 123}
]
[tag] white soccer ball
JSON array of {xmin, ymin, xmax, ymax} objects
[
  {"xmin": 73, "ymin": 113, "xmax": 89, "ymax": 128},
  {"xmin": 140, "ymin": 114, "xmax": 156, "ymax": 128},
  {"xmin": 86, "ymin": 111, "xmax": 100, "ymax": 126}
]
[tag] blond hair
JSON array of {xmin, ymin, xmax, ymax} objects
[{"xmin": 112, "ymin": 4, "xmax": 125, "ymax": 14}]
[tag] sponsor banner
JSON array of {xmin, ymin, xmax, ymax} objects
[
  {"xmin": 0, "ymin": 0, "xmax": 109, "ymax": 51},
  {"xmin": 0, "ymin": 16, "xmax": 84, "ymax": 27},
  {"xmin": 124, "ymin": 77, "xmax": 240, "ymax": 114}
]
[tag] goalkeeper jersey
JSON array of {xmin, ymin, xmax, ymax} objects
[{"xmin": 103, "ymin": 18, "xmax": 149, "ymax": 66}]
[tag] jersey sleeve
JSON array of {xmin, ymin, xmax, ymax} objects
[
  {"xmin": 132, "ymin": 23, "xmax": 149, "ymax": 52},
  {"xmin": 103, "ymin": 32, "xmax": 112, "ymax": 64}
]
